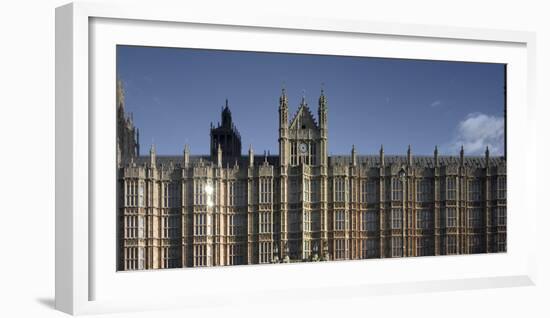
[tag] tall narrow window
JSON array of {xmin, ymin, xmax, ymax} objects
[
  {"xmin": 468, "ymin": 179, "xmax": 481, "ymax": 201},
  {"xmin": 303, "ymin": 211, "xmax": 311, "ymax": 232},
  {"xmin": 416, "ymin": 209, "xmax": 433, "ymax": 229},
  {"xmin": 303, "ymin": 178, "xmax": 310, "ymax": 202},
  {"xmin": 138, "ymin": 215, "xmax": 145, "ymax": 238},
  {"xmin": 310, "ymin": 179, "xmax": 319, "ymax": 202},
  {"xmin": 194, "ymin": 180, "xmax": 206, "ymax": 205},
  {"xmin": 497, "ymin": 233, "xmax": 506, "ymax": 252},
  {"xmin": 310, "ymin": 142, "xmax": 317, "ymax": 165},
  {"xmin": 138, "ymin": 181, "xmax": 144, "ymax": 207},
  {"xmin": 497, "ymin": 177, "xmax": 506, "ymax": 199},
  {"xmin": 391, "ymin": 178, "xmax": 403, "ymax": 201},
  {"xmin": 335, "ymin": 210, "xmax": 346, "ymax": 230},
  {"xmin": 391, "ymin": 208, "xmax": 403, "ymax": 229},
  {"xmin": 392, "ymin": 237, "xmax": 403, "ymax": 257},
  {"xmin": 334, "ymin": 177, "xmax": 346, "ymax": 202},
  {"xmin": 194, "ymin": 213, "xmax": 207, "ymax": 236},
  {"xmin": 446, "ymin": 207, "xmax": 457, "ymax": 227},
  {"xmin": 416, "ymin": 179, "xmax": 433, "ymax": 202},
  {"xmin": 365, "ymin": 238, "xmax": 379, "ymax": 258},
  {"xmin": 334, "ymin": 239, "xmax": 346, "ymax": 259},
  {"xmin": 446, "ymin": 177, "xmax": 457, "ymax": 200},
  {"xmin": 138, "ymin": 247, "xmax": 145, "ymax": 270},
  {"xmin": 290, "ymin": 142, "xmax": 297, "ymax": 166},
  {"xmin": 194, "ymin": 245, "xmax": 207, "ymax": 267},
  {"xmin": 446, "ymin": 235, "xmax": 457, "ymax": 254},
  {"xmin": 259, "ymin": 211, "xmax": 271, "ymax": 233},
  {"xmin": 361, "ymin": 211, "xmax": 378, "ymax": 231},
  {"xmin": 259, "ymin": 178, "xmax": 272, "ymax": 204},
  {"xmin": 163, "ymin": 183, "xmax": 170, "ymax": 208},
  {"xmin": 416, "ymin": 237, "xmax": 432, "ymax": 256},
  {"xmin": 469, "ymin": 235, "xmax": 483, "ymax": 254},
  {"xmin": 259, "ymin": 242, "xmax": 271, "ymax": 264},
  {"xmin": 494, "ymin": 207, "xmax": 506, "ymax": 226},
  {"xmin": 468, "ymin": 208, "xmax": 483, "ymax": 228}
]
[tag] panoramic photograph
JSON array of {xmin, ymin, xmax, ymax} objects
[{"xmin": 116, "ymin": 45, "xmax": 507, "ymax": 271}]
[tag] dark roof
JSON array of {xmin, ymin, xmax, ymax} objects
[
  {"xmin": 130, "ymin": 154, "xmax": 504, "ymax": 169},
  {"xmin": 330, "ymin": 155, "xmax": 505, "ymax": 168}
]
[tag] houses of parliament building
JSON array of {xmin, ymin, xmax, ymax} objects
[{"xmin": 117, "ymin": 81, "xmax": 507, "ymax": 271}]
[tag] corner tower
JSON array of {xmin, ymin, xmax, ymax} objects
[{"xmin": 210, "ymin": 99, "xmax": 242, "ymax": 163}]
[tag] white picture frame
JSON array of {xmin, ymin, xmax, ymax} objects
[{"xmin": 55, "ymin": 1, "xmax": 537, "ymax": 315}]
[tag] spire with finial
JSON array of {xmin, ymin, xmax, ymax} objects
[
  {"xmin": 319, "ymin": 83, "xmax": 327, "ymax": 109},
  {"xmin": 379, "ymin": 144, "xmax": 385, "ymax": 167},
  {"xmin": 434, "ymin": 145, "xmax": 439, "ymax": 167},
  {"xmin": 318, "ymin": 85, "xmax": 327, "ymax": 130},
  {"xmin": 407, "ymin": 144, "xmax": 412, "ymax": 166},
  {"xmin": 248, "ymin": 144, "xmax": 254, "ymax": 167},
  {"xmin": 183, "ymin": 144, "xmax": 190, "ymax": 168},
  {"xmin": 460, "ymin": 145, "xmax": 465, "ymax": 165},
  {"xmin": 217, "ymin": 143, "xmax": 222, "ymax": 167},
  {"xmin": 150, "ymin": 143, "xmax": 156, "ymax": 166},
  {"xmin": 351, "ymin": 144, "xmax": 357, "ymax": 166},
  {"xmin": 300, "ymin": 89, "xmax": 307, "ymax": 106},
  {"xmin": 136, "ymin": 128, "xmax": 140, "ymax": 156},
  {"xmin": 485, "ymin": 146, "xmax": 490, "ymax": 167},
  {"xmin": 279, "ymin": 87, "xmax": 288, "ymax": 130}
]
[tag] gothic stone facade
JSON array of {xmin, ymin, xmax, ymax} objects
[{"xmin": 117, "ymin": 87, "xmax": 507, "ymax": 271}]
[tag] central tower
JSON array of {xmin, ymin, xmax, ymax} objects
[{"xmin": 278, "ymin": 88, "xmax": 328, "ymax": 261}]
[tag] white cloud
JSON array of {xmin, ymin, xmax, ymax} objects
[
  {"xmin": 448, "ymin": 112, "xmax": 504, "ymax": 155},
  {"xmin": 430, "ymin": 100, "xmax": 442, "ymax": 107}
]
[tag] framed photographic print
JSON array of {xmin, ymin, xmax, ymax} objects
[{"xmin": 55, "ymin": 1, "xmax": 537, "ymax": 315}]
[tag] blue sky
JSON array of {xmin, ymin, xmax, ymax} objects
[{"xmin": 117, "ymin": 45, "xmax": 505, "ymax": 156}]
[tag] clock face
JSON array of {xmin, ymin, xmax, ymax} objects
[{"xmin": 299, "ymin": 143, "xmax": 308, "ymax": 154}]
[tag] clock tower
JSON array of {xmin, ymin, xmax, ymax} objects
[{"xmin": 278, "ymin": 88, "xmax": 328, "ymax": 261}]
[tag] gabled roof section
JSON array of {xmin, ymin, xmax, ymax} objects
[{"xmin": 289, "ymin": 99, "xmax": 318, "ymax": 130}]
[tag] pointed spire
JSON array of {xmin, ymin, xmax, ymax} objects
[
  {"xmin": 150, "ymin": 144, "xmax": 156, "ymax": 166},
  {"xmin": 217, "ymin": 143, "xmax": 222, "ymax": 167},
  {"xmin": 485, "ymin": 146, "xmax": 490, "ymax": 167},
  {"xmin": 407, "ymin": 144, "xmax": 412, "ymax": 165},
  {"xmin": 434, "ymin": 145, "xmax": 439, "ymax": 167},
  {"xmin": 183, "ymin": 144, "xmax": 190, "ymax": 168},
  {"xmin": 318, "ymin": 86, "xmax": 327, "ymax": 129},
  {"xmin": 301, "ymin": 89, "xmax": 307, "ymax": 106},
  {"xmin": 136, "ymin": 128, "xmax": 140, "ymax": 156},
  {"xmin": 351, "ymin": 144, "xmax": 357, "ymax": 166},
  {"xmin": 460, "ymin": 145, "xmax": 465, "ymax": 165},
  {"xmin": 248, "ymin": 144, "xmax": 254, "ymax": 167},
  {"xmin": 379, "ymin": 144, "xmax": 385, "ymax": 167},
  {"xmin": 319, "ymin": 84, "xmax": 327, "ymax": 109},
  {"xmin": 264, "ymin": 150, "xmax": 268, "ymax": 163},
  {"xmin": 279, "ymin": 87, "xmax": 288, "ymax": 106}
]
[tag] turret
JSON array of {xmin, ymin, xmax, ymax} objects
[
  {"xmin": 221, "ymin": 99, "xmax": 232, "ymax": 128},
  {"xmin": 434, "ymin": 145, "xmax": 439, "ymax": 167},
  {"xmin": 460, "ymin": 145, "xmax": 465, "ymax": 166},
  {"xmin": 318, "ymin": 87, "xmax": 328, "ymax": 167},
  {"xmin": 150, "ymin": 144, "xmax": 156, "ymax": 166},
  {"xmin": 379, "ymin": 144, "xmax": 385, "ymax": 167},
  {"xmin": 278, "ymin": 88, "xmax": 289, "ymax": 167},
  {"xmin": 351, "ymin": 145, "xmax": 357, "ymax": 166},
  {"xmin": 183, "ymin": 144, "xmax": 190, "ymax": 168},
  {"xmin": 249, "ymin": 145, "xmax": 254, "ymax": 167},
  {"xmin": 318, "ymin": 88, "xmax": 327, "ymax": 130},
  {"xmin": 136, "ymin": 128, "xmax": 140, "ymax": 156},
  {"xmin": 485, "ymin": 146, "xmax": 490, "ymax": 167},
  {"xmin": 217, "ymin": 143, "xmax": 222, "ymax": 167}
]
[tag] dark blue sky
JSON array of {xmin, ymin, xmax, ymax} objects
[{"xmin": 117, "ymin": 45, "xmax": 505, "ymax": 156}]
